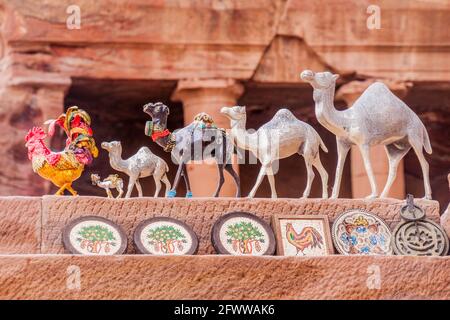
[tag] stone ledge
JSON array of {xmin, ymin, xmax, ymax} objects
[
  {"xmin": 0, "ymin": 196, "xmax": 441, "ymax": 254},
  {"xmin": 0, "ymin": 197, "xmax": 41, "ymax": 254},
  {"xmin": 0, "ymin": 255, "xmax": 448, "ymax": 300},
  {"xmin": 40, "ymin": 196, "xmax": 440, "ymax": 254}
]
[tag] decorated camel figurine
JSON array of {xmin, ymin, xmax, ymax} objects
[
  {"xmin": 90, "ymin": 173, "xmax": 124, "ymax": 198},
  {"xmin": 221, "ymin": 106, "xmax": 328, "ymax": 198},
  {"xmin": 101, "ymin": 141, "xmax": 171, "ymax": 198},
  {"xmin": 301, "ymin": 70, "xmax": 432, "ymax": 199},
  {"xmin": 143, "ymin": 102, "xmax": 240, "ymax": 198}
]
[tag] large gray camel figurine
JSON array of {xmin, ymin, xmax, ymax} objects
[
  {"xmin": 301, "ymin": 70, "xmax": 432, "ymax": 199},
  {"xmin": 101, "ymin": 141, "xmax": 171, "ymax": 198},
  {"xmin": 143, "ymin": 102, "xmax": 240, "ymax": 198},
  {"xmin": 221, "ymin": 106, "xmax": 329, "ymax": 198}
]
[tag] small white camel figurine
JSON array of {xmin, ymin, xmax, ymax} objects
[
  {"xmin": 301, "ymin": 70, "xmax": 432, "ymax": 199},
  {"xmin": 101, "ymin": 141, "xmax": 171, "ymax": 198},
  {"xmin": 221, "ymin": 106, "xmax": 328, "ymax": 198},
  {"xmin": 91, "ymin": 174, "xmax": 124, "ymax": 198}
]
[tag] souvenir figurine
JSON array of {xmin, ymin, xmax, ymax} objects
[
  {"xmin": 90, "ymin": 173, "xmax": 124, "ymax": 198},
  {"xmin": 301, "ymin": 70, "xmax": 432, "ymax": 199},
  {"xmin": 441, "ymin": 173, "xmax": 450, "ymax": 239},
  {"xmin": 25, "ymin": 106, "xmax": 98, "ymax": 196},
  {"xmin": 101, "ymin": 141, "xmax": 171, "ymax": 198},
  {"xmin": 143, "ymin": 102, "xmax": 240, "ymax": 198},
  {"xmin": 221, "ymin": 106, "xmax": 328, "ymax": 198},
  {"xmin": 393, "ymin": 195, "xmax": 449, "ymax": 256}
]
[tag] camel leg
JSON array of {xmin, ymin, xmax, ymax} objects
[
  {"xmin": 266, "ymin": 165, "xmax": 277, "ymax": 198},
  {"xmin": 213, "ymin": 163, "xmax": 225, "ymax": 197},
  {"xmin": 331, "ymin": 139, "xmax": 351, "ymax": 198},
  {"xmin": 380, "ymin": 144, "xmax": 410, "ymax": 198},
  {"xmin": 153, "ymin": 175, "xmax": 162, "ymax": 198},
  {"xmin": 224, "ymin": 163, "xmax": 241, "ymax": 197},
  {"xmin": 161, "ymin": 173, "xmax": 172, "ymax": 197},
  {"xmin": 135, "ymin": 179, "xmax": 143, "ymax": 197},
  {"xmin": 181, "ymin": 163, "xmax": 192, "ymax": 197},
  {"xmin": 358, "ymin": 143, "xmax": 378, "ymax": 198},
  {"xmin": 116, "ymin": 186, "xmax": 124, "ymax": 199},
  {"xmin": 168, "ymin": 161, "xmax": 184, "ymax": 197},
  {"xmin": 248, "ymin": 163, "xmax": 269, "ymax": 198},
  {"xmin": 302, "ymin": 158, "xmax": 315, "ymax": 199},
  {"xmin": 125, "ymin": 176, "xmax": 137, "ymax": 198},
  {"xmin": 409, "ymin": 139, "xmax": 432, "ymax": 199},
  {"xmin": 106, "ymin": 188, "xmax": 113, "ymax": 198},
  {"xmin": 312, "ymin": 155, "xmax": 329, "ymax": 198}
]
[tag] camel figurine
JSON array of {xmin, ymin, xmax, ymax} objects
[
  {"xmin": 101, "ymin": 141, "xmax": 171, "ymax": 198},
  {"xmin": 90, "ymin": 173, "xmax": 124, "ymax": 198},
  {"xmin": 301, "ymin": 70, "xmax": 432, "ymax": 199},
  {"xmin": 220, "ymin": 106, "xmax": 329, "ymax": 198},
  {"xmin": 143, "ymin": 102, "xmax": 240, "ymax": 198}
]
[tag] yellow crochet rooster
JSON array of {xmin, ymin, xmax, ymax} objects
[{"xmin": 25, "ymin": 106, "xmax": 98, "ymax": 195}]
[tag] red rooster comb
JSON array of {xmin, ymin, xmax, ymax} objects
[{"xmin": 25, "ymin": 127, "xmax": 46, "ymax": 142}]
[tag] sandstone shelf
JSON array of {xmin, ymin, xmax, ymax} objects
[
  {"xmin": 0, "ymin": 254, "xmax": 448, "ymax": 300},
  {"xmin": 0, "ymin": 196, "xmax": 447, "ymax": 300},
  {"xmin": 0, "ymin": 196, "xmax": 441, "ymax": 254}
]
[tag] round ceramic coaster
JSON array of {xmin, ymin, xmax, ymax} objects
[
  {"xmin": 332, "ymin": 210, "xmax": 393, "ymax": 255},
  {"xmin": 62, "ymin": 216, "xmax": 127, "ymax": 255},
  {"xmin": 211, "ymin": 212, "xmax": 276, "ymax": 256},
  {"xmin": 133, "ymin": 217, "xmax": 199, "ymax": 255}
]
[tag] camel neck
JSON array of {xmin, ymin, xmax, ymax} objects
[
  {"xmin": 108, "ymin": 150, "xmax": 128, "ymax": 172},
  {"xmin": 154, "ymin": 134, "xmax": 172, "ymax": 150},
  {"xmin": 229, "ymin": 117, "xmax": 256, "ymax": 151},
  {"xmin": 313, "ymin": 85, "xmax": 346, "ymax": 136}
]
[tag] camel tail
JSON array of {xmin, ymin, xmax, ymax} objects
[
  {"xmin": 422, "ymin": 123, "xmax": 432, "ymax": 154},
  {"xmin": 318, "ymin": 134, "xmax": 328, "ymax": 153}
]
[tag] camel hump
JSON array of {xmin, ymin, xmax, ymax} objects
[
  {"xmin": 193, "ymin": 112, "xmax": 218, "ymax": 129},
  {"xmin": 138, "ymin": 146, "xmax": 153, "ymax": 154},
  {"xmin": 273, "ymin": 108, "xmax": 299, "ymax": 122},
  {"xmin": 359, "ymin": 82, "xmax": 399, "ymax": 103}
]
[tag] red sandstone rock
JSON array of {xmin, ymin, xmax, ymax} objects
[
  {"xmin": 0, "ymin": 197, "xmax": 41, "ymax": 253},
  {"xmin": 0, "ymin": 254, "xmax": 448, "ymax": 299},
  {"xmin": 1, "ymin": 1, "xmax": 449, "ymax": 209}
]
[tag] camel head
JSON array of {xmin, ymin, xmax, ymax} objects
[
  {"xmin": 220, "ymin": 106, "xmax": 246, "ymax": 121},
  {"xmin": 143, "ymin": 102, "xmax": 169, "ymax": 120},
  {"xmin": 101, "ymin": 141, "xmax": 122, "ymax": 154},
  {"xmin": 90, "ymin": 173, "xmax": 100, "ymax": 185},
  {"xmin": 301, "ymin": 70, "xmax": 339, "ymax": 89}
]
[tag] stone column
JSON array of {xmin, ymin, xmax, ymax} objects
[
  {"xmin": 172, "ymin": 79, "xmax": 244, "ymax": 197},
  {"xmin": 0, "ymin": 73, "xmax": 71, "ymax": 196},
  {"xmin": 336, "ymin": 79, "xmax": 412, "ymax": 199}
]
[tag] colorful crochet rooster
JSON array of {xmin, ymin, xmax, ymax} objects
[{"xmin": 25, "ymin": 106, "xmax": 98, "ymax": 195}]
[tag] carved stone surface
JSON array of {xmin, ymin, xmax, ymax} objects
[
  {"xmin": 0, "ymin": 255, "xmax": 449, "ymax": 299},
  {"xmin": 37, "ymin": 196, "xmax": 440, "ymax": 255},
  {"xmin": 0, "ymin": 197, "xmax": 41, "ymax": 254}
]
